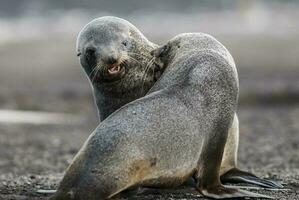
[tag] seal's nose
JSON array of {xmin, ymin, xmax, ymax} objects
[{"xmin": 107, "ymin": 56, "xmax": 118, "ymax": 65}]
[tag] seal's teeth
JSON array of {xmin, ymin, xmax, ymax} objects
[{"xmin": 108, "ymin": 65, "xmax": 121, "ymax": 74}]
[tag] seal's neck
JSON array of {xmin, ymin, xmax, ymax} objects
[{"xmin": 93, "ymin": 86, "xmax": 146, "ymax": 121}]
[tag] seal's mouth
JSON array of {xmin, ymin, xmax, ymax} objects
[
  {"xmin": 108, "ymin": 64, "xmax": 122, "ymax": 74},
  {"xmin": 107, "ymin": 62, "xmax": 126, "ymax": 76}
]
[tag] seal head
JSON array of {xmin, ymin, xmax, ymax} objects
[{"xmin": 76, "ymin": 16, "xmax": 162, "ymax": 120}]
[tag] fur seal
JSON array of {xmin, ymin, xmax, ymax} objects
[
  {"xmin": 76, "ymin": 16, "xmax": 162, "ymax": 121},
  {"xmin": 50, "ymin": 33, "xmax": 280, "ymax": 200}
]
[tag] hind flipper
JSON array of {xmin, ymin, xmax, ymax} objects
[
  {"xmin": 195, "ymin": 122, "xmax": 272, "ymax": 199},
  {"xmin": 198, "ymin": 185, "xmax": 273, "ymax": 199},
  {"xmin": 221, "ymin": 168, "xmax": 283, "ymax": 189}
]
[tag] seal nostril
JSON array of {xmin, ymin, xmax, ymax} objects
[{"xmin": 107, "ymin": 57, "xmax": 118, "ymax": 65}]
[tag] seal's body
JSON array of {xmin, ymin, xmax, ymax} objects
[
  {"xmin": 77, "ymin": 16, "xmax": 162, "ymax": 121},
  {"xmin": 51, "ymin": 33, "xmax": 277, "ymax": 200}
]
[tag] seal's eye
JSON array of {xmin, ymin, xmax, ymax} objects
[
  {"xmin": 122, "ymin": 40, "xmax": 128, "ymax": 47},
  {"xmin": 86, "ymin": 47, "xmax": 96, "ymax": 56},
  {"xmin": 77, "ymin": 52, "xmax": 81, "ymax": 57},
  {"xmin": 158, "ymin": 45, "xmax": 170, "ymax": 57}
]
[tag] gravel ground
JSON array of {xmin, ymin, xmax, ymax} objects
[{"xmin": 0, "ymin": 104, "xmax": 298, "ymax": 200}]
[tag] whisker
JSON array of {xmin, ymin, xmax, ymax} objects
[
  {"xmin": 127, "ymin": 55, "xmax": 143, "ymax": 66},
  {"xmin": 91, "ymin": 65, "xmax": 101, "ymax": 83},
  {"xmin": 120, "ymin": 55, "xmax": 129, "ymax": 65},
  {"xmin": 122, "ymin": 60, "xmax": 129, "ymax": 67},
  {"xmin": 88, "ymin": 66, "xmax": 99, "ymax": 77},
  {"xmin": 140, "ymin": 57, "xmax": 155, "ymax": 94}
]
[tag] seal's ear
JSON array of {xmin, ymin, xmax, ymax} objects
[{"xmin": 150, "ymin": 45, "xmax": 170, "ymax": 58}]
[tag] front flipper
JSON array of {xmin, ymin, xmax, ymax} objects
[
  {"xmin": 198, "ymin": 185, "xmax": 273, "ymax": 199},
  {"xmin": 221, "ymin": 168, "xmax": 283, "ymax": 189}
]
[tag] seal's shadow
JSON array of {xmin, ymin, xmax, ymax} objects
[{"xmin": 113, "ymin": 186, "xmax": 201, "ymax": 200}]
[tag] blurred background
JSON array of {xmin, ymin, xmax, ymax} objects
[{"xmin": 0, "ymin": 0, "xmax": 298, "ymax": 199}]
